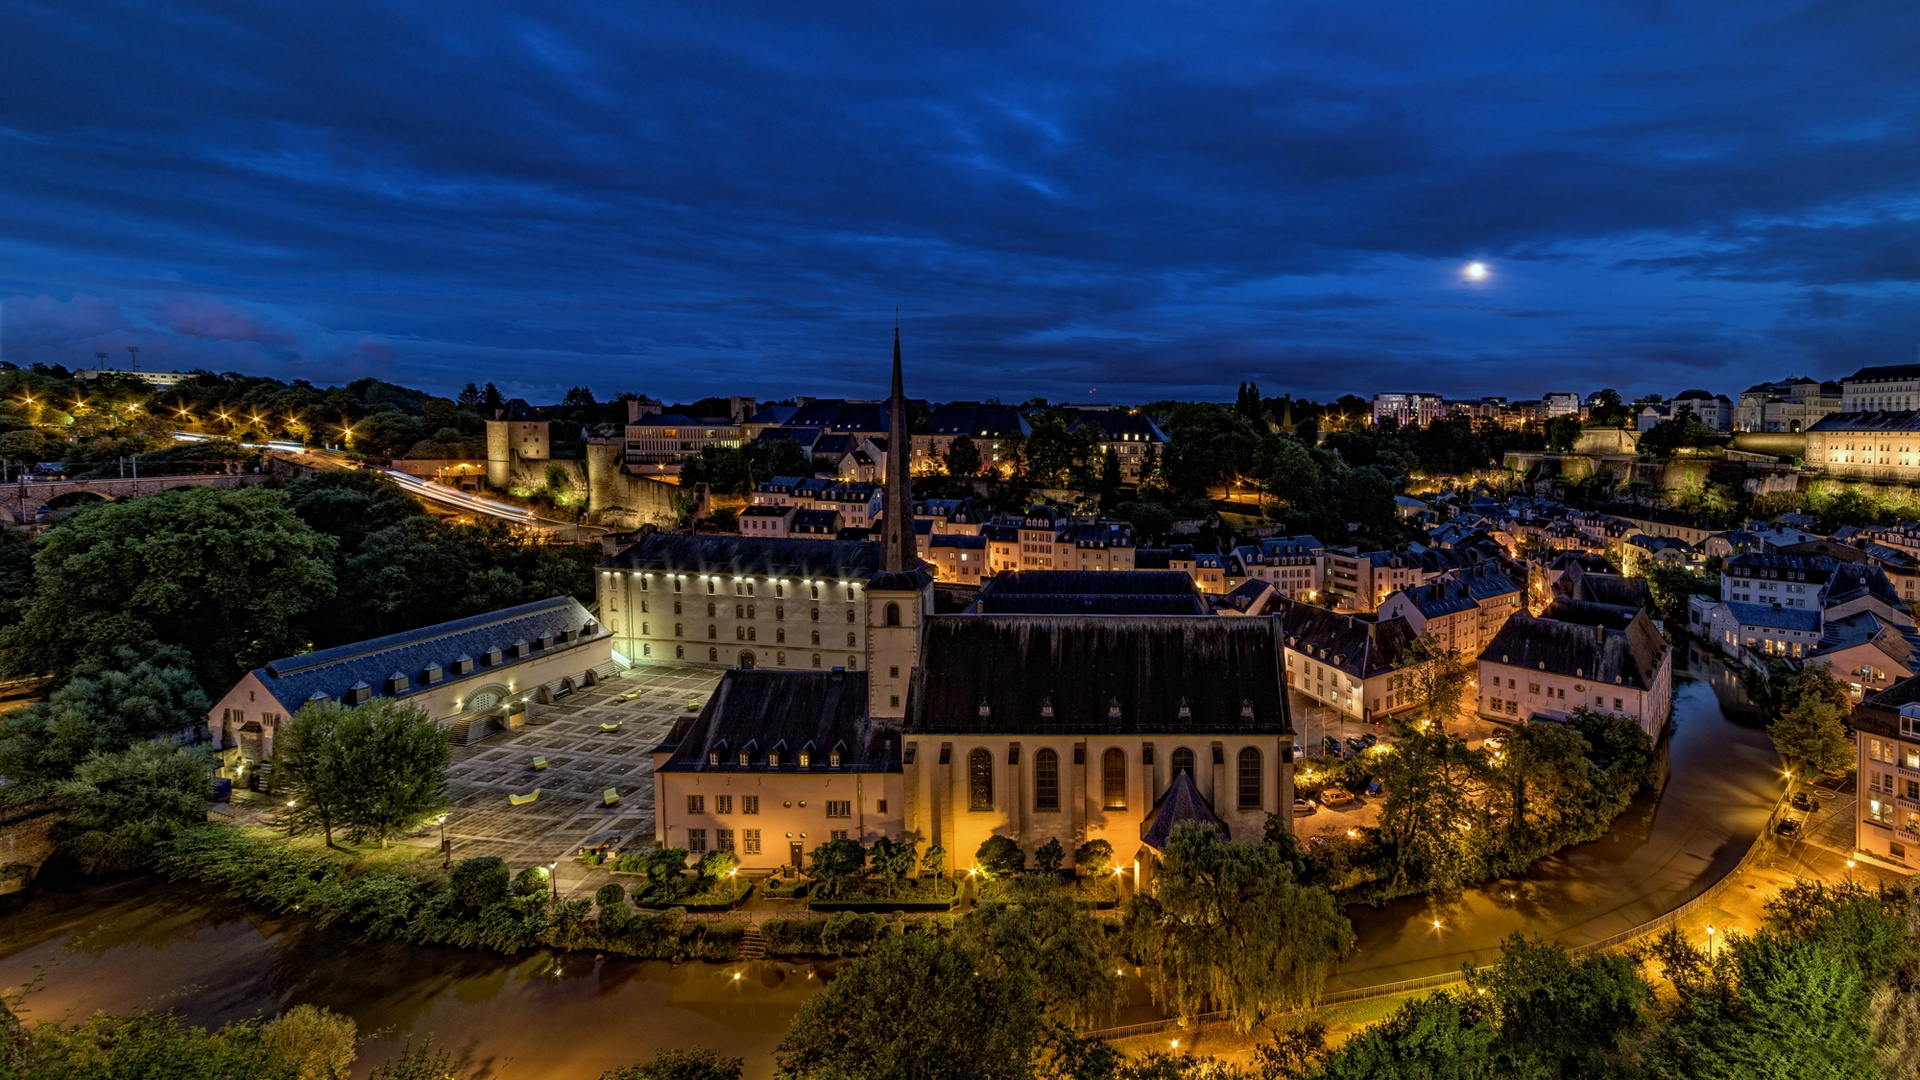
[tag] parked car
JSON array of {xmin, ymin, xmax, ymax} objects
[
  {"xmin": 1346, "ymin": 736, "xmax": 1367, "ymax": 753},
  {"xmin": 1323, "ymin": 735, "xmax": 1343, "ymax": 757},
  {"xmin": 1358, "ymin": 733, "xmax": 1379, "ymax": 749},
  {"xmin": 1790, "ymin": 792, "xmax": 1817, "ymax": 812},
  {"xmin": 1320, "ymin": 788, "xmax": 1359, "ymax": 810},
  {"xmin": 1293, "ymin": 797, "xmax": 1317, "ymax": 817},
  {"xmin": 1483, "ymin": 736, "xmax": 1507, "ymax": 754},
  {"xmin": 1776, "ymin": 818, "xmax": 1802, "ymax": 837},
  {"xmin": 1366, "ymin": 781, "xmax": 1383, "ymax": 797}
]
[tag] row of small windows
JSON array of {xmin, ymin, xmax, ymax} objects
[
  {"xmin": 639, "ymin": 643, "xmax": 858, "ymax": 669},
  {"xmin": 631, "ymin": 576, "xmax": 860, "ymax": 602},
  {"xmin": 966, "ymin": 745, "xmax": 1265, "ymax": 812},
  {"xmin": 642, "ymin": 623, "xmax": 857, "ymax": 648}
]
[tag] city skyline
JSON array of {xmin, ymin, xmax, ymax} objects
[{"xmin": 3, "ymin": 3, "xmax": 1918, "ymax": 403}]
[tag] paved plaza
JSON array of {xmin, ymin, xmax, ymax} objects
[{"xmin": 440, "ymin": 661, "xmax": 722, "ymax": 871}]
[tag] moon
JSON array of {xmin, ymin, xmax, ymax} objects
[{"xmin": 1463, "ymin": 261, "xmax": 1490, "ymax": 281}]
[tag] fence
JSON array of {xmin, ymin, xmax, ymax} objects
[{"xmin": 1086, "ymin": 788, "xmax": 1788, "ymax": 1039}]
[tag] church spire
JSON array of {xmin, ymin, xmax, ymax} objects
[{"xmin": 883, "ymin": 325, "xmax": 917, "ymax": 572}]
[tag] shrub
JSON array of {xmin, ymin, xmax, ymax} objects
[
  {"xmin": 1073, "ymin": 839, "xmax": 1113, "ymax": 877},
  {"xmin": 449, "ymin": 856, "xmax": 510, "ymax": 913},
  {"xmin": 697, "ymin": 849, "xmax": 737, "ymax": 881},
  {"xmin": 976, "ymin": 836, "xmax": 1025, "ymax": 880},
  {"xmin": 1033, "ymin": 838, "xmax": 1065, "ymax": 873},
  {"xmin": 512, "ymin": 865, "xmax": 550, "ymax": 898}
]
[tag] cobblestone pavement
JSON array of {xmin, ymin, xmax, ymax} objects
[
  {"xmin": 1795, "ymin": 774, "xmax": 1854, "ymax": 858},
  {"xmin": 439, "ymin": 661, "xmax": 722, "ymax": 875}
]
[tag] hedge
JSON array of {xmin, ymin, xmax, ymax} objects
[{"xmin": 156, "ymin": 826, "xmax": 743, "ymax": 961}]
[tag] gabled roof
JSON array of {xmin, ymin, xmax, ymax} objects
[
  {"xmin": 970, "ymin": 570, "xmax": 1207, "ymax": 616},
  {"xmin": 248, "ymin": 597, "xmax": 602, "ymax": 716},
  {"xmin": 1845, "ymin": 364, "xmax": 1920, "ymax": 383},
  {"xmin": 1813, "ymin": 611, "xmax": 1920, "ymax": 672},
  {"xmin": 1274, "ymin": 599, "xmax": 1419, "ymax": 680},
  {"xmin": 603, "ymin": 531, "xmax": 881, "ymax": 580},
  {"xmin": 1067, "ymin": 409, "xmax": 1168, "ymax": 442},
  {"xmin": 1723, "ymin": 601, "xmax": 1825, "ymax": 633},
  {"xmin": 911, "ymin": 616, "xmax": 1289, "ymax": 735},
  {"xmin": 658, "ymin": 669, "xmax": 899, "ymax": 774},
  {"xmin": 924, "ymin": 403, "xmax": 1031, "ymax": 439},
  {"xmin": 1481, "ymin": 613, "xmax": 1667, "ymax": 689},
  {"xmin": 1807, "ymin": 411, "xmax": 1920, "ymax": 433}
]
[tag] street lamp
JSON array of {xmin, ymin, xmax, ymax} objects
[
  {"xmin": 437, "ymin": 814, "xmax": 450, "ymax": 867},
  {"xmin": 1705, "ymin": 926, "xmax": 1717, "ymax": 958},
  {"xmin": 548, "ymin": 860, "xmax": 558, "ymax": 901},
  {"xmin": 285, "ymin": 800, "xmax": 296, "ymax": 837}
]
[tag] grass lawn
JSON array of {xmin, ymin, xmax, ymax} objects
[{"xmin": 234, "ymin": 827, "xmax": 447, "ymax": 881}]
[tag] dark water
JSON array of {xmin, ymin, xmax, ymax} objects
[
  {"xmin": 0, "ymin": 650, "xmax": 1776, "ymax": 1074},
  {"xmin": 1332, "ymin": 646, "xmax": 1780, "ymax": 989}
]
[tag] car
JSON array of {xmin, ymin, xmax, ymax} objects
[
  {"xmin": 1323, "ymin": 736, "xmax": 1343, "ymax": 757},
  {"xmin": 1320, "ymin": 788, "xmax": 1359, "ymax": 810},
  {"xmin": 1307, "ymin": 835, "xmax": 1330, "ymax": 849},
  {"xmin": 1346, "ymin": 736, "xmax": 1367, "ymax": 752},
  {"xmin": 1790, "ymin": 792, "xmax": 1817, "ymax": 812},
  {"xmin": 1293, "ymin": 797, "xmax": 1317, "ymax": 817},
  {"xmin": 1483, "ymin": 736, "xmax": 1507, "ymax": 754},
  {"xmin": 1366, "ymin": 781, "xmax": 1383, "ymax": 797},
  {"xmin": 1358, "ymin": 733, "xmax": 1379, "ymax": 749},
  {"xmin": 1776, "ymin": 818, "xmax": 1802, "ymax": 837}
]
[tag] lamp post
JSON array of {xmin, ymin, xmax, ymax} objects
[
  {"xmin": 1705, "ymin": 925, "xmax": 1716, "ymax": 958},
  {"xmin": 285, "ymin": 800, "xmax": 296, "ymax": 837},
  {"xmin": 548, "ymin": 860, "xmax": 558, "ymax": 902},
  {"xmin": 437, "ymin": 814, "xmax": 450, "ymax": 867}
]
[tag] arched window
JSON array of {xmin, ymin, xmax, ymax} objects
[
  {"xmin": 846, "ymin": 609, "xmax": 856, "ymax": 623},
  {"xmin": 1238, "ymin": 747, "xmax": 1263, "ymax": 809},
  {"xmin": 739, "ymin": 651, "xmax": 755, "ymax": 669},
  {"xmin": 1171, "ymin": 747, "xmax": 1195, "ymax": 781},
  {"xmin": 811, "ymin": 608, "xmax": 820, "ymax": 622},
  {"xmin": 969, "ymin": 748, "xmax": 994, "ymax": 811},
  {"xmin": 1034, "ymin": 748, "xmax": 1059, "ymax": 812},
  {"xmin": 1102, "ymin": 748, "xmax": 1127, "ymax": 810},
  {"xmin": 708, "ymin": 647, "xmax": 718, "ymax": 661},
  {"xmin": 735, "ymin": 604, "xmax": 744, "ymax": 618},
  {"xmin": 885, "ymin": 602, "xmax": 900, "ymax": 626},
  {"xmin": 812, "ymin": 653, "xmax": 821, "ymax": 668},
  {"xmin": 811, "ymin": 584, "xmax": 820, "ymax": 599},
  {"xmin": 811, "ymin": 630, "xmax": 821, "ymax": 645},
  {"xmin": 708, "ymin": 625, "xmax": 717, "ymax": 639},
  {"xmin": 776, "ymin": 628, "xmax": 786, "ymax": 643},
  {"xmin": 707, "ymin": 602, "xmax": 716, "ymax": 616},
  {"xmin": 847, "ymin": 632, "xmax": 857, "ymax": 647}
]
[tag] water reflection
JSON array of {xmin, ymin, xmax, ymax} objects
[
  {"xmin": 0, "ymin": 871, "xmax": 830, "ymax": 1079},
  {"xmin": 1332, "ymin": 648, "xmax": 1780, "ymax": 990}
]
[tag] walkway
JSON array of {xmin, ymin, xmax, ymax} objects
[{"xmin": 1327, "ymin": 654, "xmax": 1782, "ymax": 992}]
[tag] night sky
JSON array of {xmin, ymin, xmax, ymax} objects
[{"xmin": 3, "ymin": 2, "xmax": 1918, "ymax": 405}]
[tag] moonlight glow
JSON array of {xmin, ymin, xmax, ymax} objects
[{"xmin": 1463, "ymin": 261, "xmax": 1490, "ymax": 282}]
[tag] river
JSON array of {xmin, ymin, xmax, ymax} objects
[{"xmin": 0, "ymin": 647, "xmax": 1774, "ymax": 1077}]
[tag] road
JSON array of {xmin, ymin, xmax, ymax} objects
[
  {"xmin": 171, "ymin": 431, "xmax": 605, "ymax": 535},
  {"xmin": 1325, "ymin": 646, "xmax": 1782, "ymax": 992}
]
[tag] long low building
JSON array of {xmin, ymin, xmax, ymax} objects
[
  {"xmin": 1476, "ymin": 605, "xmax": 1672, "ymax": 737},
  {"xmin": 206, "ymin": 596, "xmax": 614, "ymax": 768}
]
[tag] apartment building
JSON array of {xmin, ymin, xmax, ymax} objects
[{"xmin": 1477, "ymin": 608, "xmax": 1672, "ymax": 738}]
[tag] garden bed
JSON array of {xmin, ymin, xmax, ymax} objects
[{"xmin": 807, "ymin": 878, "xmax": 958, "ymax": 912}]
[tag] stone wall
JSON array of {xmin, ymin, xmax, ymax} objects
[
  {"xmin": 1729, "ymin": 432, "xmax": 1808, "ymax": 460},
  {"xmin": 584, "ymin": 442, "xmax": 683, "ymax": 530},
  {"xmin": 0, "ymin": 798, "xmax": 61, "ymax": 894}
]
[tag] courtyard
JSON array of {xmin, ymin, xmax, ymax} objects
[{"xmin": 437, "ymin": 660, "xmax": 723, "ymax": 873}]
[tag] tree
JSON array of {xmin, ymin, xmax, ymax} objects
[
  {"xmin": 697, "ymin": 848, "xmax": 737, "ymax": 881},
  {"xmin": 284, "ymin": 470, "xmax": 427, "ymax": 559},
  {"xmin": 1253, "ymin": 434, "xmax": 1325, "ymax": 515},
  {"xmin": 953, "ymin": 876, "xmax": 1125, "ymax": 1029},
  {"xmin": 945, "ymin": 434, "xmax": 981, "ymax": 479},
  {"xmin": 3, "ymin": 486, "xmax": 336, "ymax": 689},
  {"xmin": 561, "ymin": 386, "xmax": 598, "ymax": 409},
  {"xmin": 806, "ymin": 838, "xmax": 867, "ymax": 896},
  {"xmin": 449, "ymin": 856, "xmax": 511, "ymax": 914},
  {"xmin": 1121, "ymin": 823, "xmax": 1354, "ymax": 1030},
  {"xmin": 1467, "ymin": 934, "xmax": 1649, "ymax": 1077},
  {"xmin": 457, "ymin": 383, "xmax": 481, "ymax": 407},
  {"xmin": 1393, "ymin": 635, "xmax": 1471, "ymax": 734},
  {"xmin": 921, "ymin": 844, "xmax": 947, "ymax": 879},
  {"xmin": 276, "ymin": 699, "xmax": 449, "ymax": 848},
  {"xmin": 54, "ymin": 741, "xmax": 212, "ymax": 872},
  {"xmin": 976, "ymin": 835, "xmax": 1025, "ymax": 879},
  {"xmin": 600, "ymin": 1047, "xmax": 743, "ymax": 1080},
  {"xmin": 1341, "ymin": 466, "xmax": 1401, "ymax": 542},
  {"xmin": 1374, "ymin": 728, "xmax": 1489, "ymax": 891},
  {"xmin": 870, "ymin": 835, "xmax": 917, "ymax": 879},
  {"xmin": 480, "ymin": 383, "xmax": 506, "ymax": 414},
  {"xmin": 1073, "ymin": 839, "xmax": 1113, "ymax": 876},
  {"xmin": 774, "ymin": 933, "xmax": 1039, "ymax": 1080},
  {"xmin": 1318, "ymin": 991, "xmax": 1495, "ymax": 1080},
  {"xmin": 0, "ymin": 644, "xmax": 209, "ymax": 799},
  {"xmin": 1033, "ymin": 837, "xmax": 1064, "ymax": 873},
  {"xmin": 1771, "ymin": 694, "xmax": 1852, "ymax": 779}
]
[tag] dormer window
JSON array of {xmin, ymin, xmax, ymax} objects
[
  {"xmin": 978, "ymin": 697, "xmax": 991, "ymax": 719},
  {"xmin": 1040, "ymin": 695, "xmax": 1054, "ymax": 719},
  {"xmin": 709, "ymin": 750, "xmax": 721, "ymax": 766},
  {"xmin": 829, "ymin": 749, "xmax": 842, "ymax": 769},
  {"xmin": 769, "ymin": 750, "xmax": 781, "ymax": 768},
  {"xmin": 799, "ymin": 749, "xmax": 812, "ymax": 768}
]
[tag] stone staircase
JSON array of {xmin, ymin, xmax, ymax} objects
[{"xmin": 737, "ymin": 926, "xmax": 767, "ymax": 961}]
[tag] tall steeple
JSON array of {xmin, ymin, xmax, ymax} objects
[{"xmin": 883, "ymin": 326, "xmax": 917, "ymax": 572}]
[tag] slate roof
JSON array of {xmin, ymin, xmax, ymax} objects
[
  {"xmin": 1814, "ymin": 611, "xmax": 1920, "ymax": 671},
  {"xmin": 1481, "ymin": 613, "xmax": 1667, "ymax": 690},
  {"xmin": 924, "ymin": 402, "xmax": 1032, "ymax": 439},
  {"xmin": 498, "ymin": 398, "xmax": 545, "ymax": 422},
  {"xmin": 1724, "ymin": 601, "xmax": 1825, "ymax": 633},
  {"xmin": 1141, "ymin": 771, "xmax": 1231, "ymax": 848},
  {"xmin": 1559, "ymin": 570, "xmax": 1654, "ymax": 611},
  {"xmin": 1807, "ymin": 411, "xmax": 1920, "ymax": 432},
  {"xmin": 1845, "ymin": 364, "xmax": 1920, "ymax": 383},
  {"xmin": 602, "ymin": 531, "xmax": 880, "ymax": 580},
  {"xmin": 1067, "ymin": 409, "xmax": 1168, "ymax": 442},
  {"xmin": 969, "ymin": 570, "xmax": 1208, "ymax": 616},
  {"xmin": 1274, "ymin": 599, "xmax": 1420, "ymax": 680},
  {"xmin": 1541, "ymin": 598, "xmax": 1644, "ymax": 631},
  {"xmin": 655, "ymin": 669, "xmax": 901, "ymax": 774},
  {"xmin": 910, "ymin": 616, "xmax": 1290, "ymax": 735},
  {"xmin": 248, "ymin": 596, "xmax": 602, "ymax": 716}
]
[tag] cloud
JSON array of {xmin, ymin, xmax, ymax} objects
[{"xmin": 0, "ymin": 1, "xmax": 1917, "ymax": 401}]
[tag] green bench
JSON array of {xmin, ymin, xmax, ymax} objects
[
  {"xmin": 603, "ymin": 788, "xmax": 620, "ymax": 807},
  {"xmin": 532, "ymin": 756, "xmax": 548, "ymax": 771}
]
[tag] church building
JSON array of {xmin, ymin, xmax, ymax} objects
[{"xmin": 638, "ymin": 333, "xmax": 1295, "ymax": 873}]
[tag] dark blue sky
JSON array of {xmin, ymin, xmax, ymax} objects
[{"xmin": 3, "ymin": 2, "xmax": 1918, "ymax": 405}]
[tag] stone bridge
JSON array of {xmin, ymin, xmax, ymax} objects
[{"xmin": 3, "ymin": 472, "xmax": 266, "ymax": 524}]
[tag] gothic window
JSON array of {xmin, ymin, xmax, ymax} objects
[
  {"xmin": 1034, "ymin": 748, "xmax": 1059, "ymax": 812},
  {"xmin": 1171, "ymin": 747, "xmax": 1195, "ymax": 780},
  {"xmin": 969, "ymin": 748, "xmax": 994, "ymax": 811},
  {"xmin": 1102, "ymin": 748, "xmax": 1127, "ymax": 810},
  {"xmin": 1238, "ymin": 747, "xmax": 1263, "ymax": 809}
]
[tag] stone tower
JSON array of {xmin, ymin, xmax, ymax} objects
[{"xmin": 866, "ymin": 327, "xmax": 933, "ymax": 719}]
